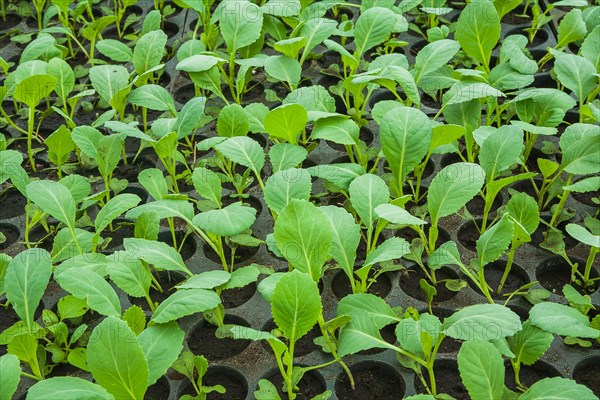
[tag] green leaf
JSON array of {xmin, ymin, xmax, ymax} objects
[
  {"xmin": 106, "ymin": 256, "xmax": 151, "ymax": 298},
  {"xmin": 563, "ymin": 176, "xmax": 600, "ymax": 193},
  {"xmin": 375, "ymin": 204, "xmax": 427, "ymax": 225},
  {"xmin": 556, "ymin": 9, "xmax": 587, "ymax": 49},
  {"xmin": 89, "ymin": 65, "xmax": 130, "ymax": 104},
  {"xmin": 45, "ymin": 126, "xmax": 75, "ymax": 170},
  {"xmin": 124, "ymin": 238, "xmax": 192, "ymax": 276},
  {"xmin": 138, "ymin": 322, "xmax": 184, "ymax": 386},
  {"xmin": 264, "ymin": 104, "xmax": 308, "ymax": 144},
  {"xmin": 554, "ymin": 54, "xmax": 597, "ymax": 102},
  {"xmin": 307, "ymin": 163, "xmax": 365, "ymax": 192},
  {"xmin": 133, "ymin": 30, "xmax": 167, "ymax": 75},
  {"xmin": 269, "ymin": 143, "xmax": 308, "ymax": 172},
  {"xmin": 55, "ymin": 269, "xmax": 121, "ymax": 317},
  {"xmin": 214, "ymin": 136, "xmax": 265, "ymax": 176},
  {"xmin": 283, "ymin": 85, "xmax": 335, "ymax": 113},
  {"xmin": 178, "ymin": 270, "xmax": 231, "ymax": 290},
  {"xmin": 476, "ymin": 214, "xmax": 514, "ymax": 268},
  {"xmin": 581, "ymin": 25, "xmax": 600, "ymax": 70},
  {"xmin": 494, "ymin": 0, "xmax": 522, "ymax": 18},
  {"xmin": 396, "ymin": 313, "xmax": 442, "ymax": 358},
  {"xmin": 506, "ymin": 192, "xmax": 539, "ymax": 242},
  {"xmin": 27, "ymin": 377, "xmax": 115, "ymax": 400},
  {"xmin": 192, "ymin": 167, "xmax": 222, "ymax": 207},
  {"xmin": 217, "ymin": 104, "xmax": 249, "ymax": 137},
  {"xmin": 192, "ymin": 202, "xmax": 257, "ymax": 237},
  {"xmin": 520, "ymin": 377, "xmax": 598, "ymax": 400},
  {"xmin": 138, "ymin": 169, "xmax": 168, "ymax": 201},
  {"xmin": 5, "ymin": 249, "xmax": 52, "ymax": 331},
  {"xmin": 530, "ymin": 302, "xmax": 599, "ymax": 339},
  {"xmin": 95, "ymin": 194, "xmax": 141, "ymax": 233},
  {"xmin": 128, "ymin": 84, "xmax": 176, "ymax": 113},
  {"xmin": 97, "ymin": 134, "xmax": 123, "ymax": 179},
  {"xmin": 299, "ymin": 18, "xmax": 337, "ymax": 62},
  {"xmin": 354, "ymin": 7, "xmax": 396, "ymax": 58},
  {"xmin": 87, "ymin": 317, "xmax": 148, "ymax": 400},
  {"xmin": 173, "ymin": 96, "xmax": 206, "ymax": 139},
  {"xmin": 478, "ymin": 125, "xmax": 524, "ymax": 180},
  {"xmin": 272, "ymin": 270, "xmax": 321, "ymax": 343},
  {"xmin": 349, "ymin": 173, "xmax": 390, "ymax": 228},
  {"xmin": 255, "ymin": 379, "xmax": 282, "ymax": 400},
  {"xmin": 264, "ymin": 55, "xmax": 301, "ymax": 87},
  {"xmin": 220, "ymin": 0, "xmax": 263, "ymax": 52},
  {"xmin": 47, "ymin": 58, "xmax": 74, "ymax": 102},
  {"xmin": 560, "ymin": 123, "xmax": 600, "ymax": 175},
  {"xmin": 13, "ymin": 75, "xmax": 56, "ymax": 108},
  {"xmin": 428, "ymin": 163, "xmax": 485, "ymax": 226},
  {"xmin": 176, "ymin": 54, "xmax": 226, "ymax": 73},
  {"xmin": 0, "ymin": 354, "xmax": 21, "ymax": 400},
  {"xmin": 311, "ymin": 116, "xmax": 359, "ymax": 145},
  {"xmin": 455, "ymin": 0, "xmax": 500, "ymax": 71},
  {"xmin": 337, "ymin": 293, "xmax": 398, "ymax": 329},
  {"xmin": 443, "ymin": 304, "xmax": 522, "ymax": 341},
  {"xmin": 506, "ymin": 321, "xmax": 553, "ymax": 366},
  {"xmin": 364, "ymin": 237, "xmax": 410, "ymax": 267},
  {"xmin": 413, "ymin": 39, "xmax": 461, "ymax": 83},
  {"xmin": 151, "ymin": 289, "xmax": 221, "ymax": 324},
  {"xmin": 25, "ymin": 180, "xmax": 75, "ymax": 229},
  {"xmin": 218, "ymin": 265, "xmax": 261, "ymax": 290},
  {"xmin": 566, "ymin": 223, "xmax": 599, "ymax": 248},
  {"xmin": 97, "ymin": 39, "xmax": 134, "ymax": 62},
  {"xmin": 126, "ymin": 199, "xmax": 195, "ymax": 222},
  {"xmin": 380, "ymin": 106, "xmax": 432, "ymax": 190},
  {"xmin": 273, "ymin": 199, "xmax": 333, "ymax": 280},
  {"xmin": 338, "ymin": 311, "xmax": 398, "ymax": 357},
  {"xmin": 428, "ymin": 241, "xmax": 464, "ymax": 270},
  {"xmin": 70, "ymin": 126, "xmax": 103, "ymax": 159},
  {"xmin": 321, "ymin": 206, "xmax": 361, "ymax": 281},
  {"xmin": 458, "ymin": 339, "xmax": 505, "ymax": 400},
  {"xmin": 264, "ymin": 168, "xmax": 311, "ymax": 215}
]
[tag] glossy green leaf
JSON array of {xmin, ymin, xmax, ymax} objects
[
  {"xmin": 443, "ymin": 304, "xmax": 522, "ymax": 341},
  {"xmin": 47, "ymin": 58, "xmax": 74, "ymax": 102},
  {"xmin": 124, "ymin": 238, "xmax": 192, "ymax": 276},
  {"xmin": 128, "ymin": 84, "xmax": 176, "ymax": 113},
  {"xmin": 311, "ymin": 116, "xmax": 359, "ymax": 145},
  {"xmin": 192, "ymin": 167, "xmax": 222, "ymax": 207},
  {"xmin": 478, "ymin": 125, "xmax": 524, "ymax": 180},
  {"xmin": 55, "ymin": 269, "xmax": 121, "ymax": 317},
  {"xmin": 126, "ymin": 199, "xmax": 195, "ymax": 222},
  {"xmin": 268, "ymin": 143, "xmax": 308, "ymax": 172},
  {"xmin": 321, "ymin": 206, "xmax": 360, "ymax": 281},
  {"xmin": 13, "ymin": 75, "xmax": 56, "ymax": 108},
  {"xmin": 95, "ymin": 194, "xmax": 141, "ymax": 233},
  {"xmin": 264, "ymin": 104, "xmax": 308, "ymax": 144},
  {"xmin": 530, "ymin": 302, "xmax": 599, "ymax": 339},
  {"xmin": 214, "ymin": 136, "xmax": 265, "ymax": 176},
  {"xmin": 477, "ymin": 214, "xmax": 514, "ymax": 267},
  {"xmin": 97, "ymin": 39, "xmax": 134, "ymax": 62},
  {"xmin": 413, "ymin": 39, "xmax": 461, "ymax": 83},
  {"xmin": 264, "ymin": 168, "xmax": 311, "ymax": 215},
  {"xmin": 364, "ymin": 237, "xmax": 410, "ymax": 267},
  {"xmin": 133, "ymin": 30, "xmax": 167, "ymax": 75},
  {"xmin": 354, "ymin": 7, "xmax": 396, "ymax": 58},
  {"xmin": 349, "ymin": 174, "xmax": 390, "ymax": 228},
  {"xmin": 520, "ymin": 377, "xmax": 597, "ymax": 400},
  {"xmin": 192, "ymin": 202, "xmax": 257, "ymax": 237},
  {"xmin": 338, "ymin": 293, "xmax": 398, "ymax": 329},
  {"xmin": 375, "ymin": 204, "xmax": 427, "ymax": 225},
  {"xmin": 138, "ymin": 322, "xmax": 184, "ymax": 385},
  {"xmin": 27, "ymin": 377, "xmax": 114, "ymax": 400},
  {"xmin": 506, "ymin": 320, "xmax": 553, "ymax": 366},
  {"xmin": 217, "ymin": 104, "xmax": 249, "ymax": 137},
  {"xmin": 151, "ymin": 289, "xmax": 221, "ymax": 324},
  {"xmin": 458, "ymin": 339, "xmax": 505, "ymax": 400},
  {"xmin": 220, "ymin": 0, "xmax": 263, "ymax": 52},
  {"xmin": 89, "ymin": 65, "xmax": 129, "ymax": 104},
  {"xmin": 0, "ymin": 353, "xmax": 21, "ymax": 400},
  {"xmin": 455, "ymin": 0, "xmax": 500, "ymax": 71},
  {"xmin": 264, "ymin": 55, "xmax": 301, "ymax": 87},
  {"xmin": 554, "ymin": 54, "xmax": 597, "ymax": 102}
]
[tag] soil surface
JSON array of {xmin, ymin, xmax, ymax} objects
[
  {"xmin": 188, "ymin": 316, "xmax": 251, "ymax": 361},
  {"xmin": 335, "ymin": 361, "xmax": 406, "ymax": 400},
  {"xmin": 399, "ymin": 265, "xmax": 460, "ymax": 302},
  {"xmin": 413, "ymin": 359, "xmax": 469, "ymax": 400},
  {"xmin": 331, "ymin": 270, "xmax": 392, "ymax": 299},
  {"xmin": 263, "ymin": 369, "xmax": 327, "ymax": 400}
]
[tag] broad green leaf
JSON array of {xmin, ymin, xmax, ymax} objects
[
  {"xmin": 0, "ymin": 354, "xmax": 21, "ymax": 400},
  {"xmin": 354, "ymin": 7, "xmax": 396, "ymax": 58},
  {"xmin": 220, "ymin": 0, "xmax": 263, "ymax": 52},
  {"xmin": 566, "ymin": 224, "xmax": 599, "ymax": 248},
  {"xmin": 273, "ymin": 199, "xmax": 333, "ymax": 280},
  {"xmin": 264, "ymin": 55, "xmax": 301, "ymax": 87},
  {"xmin": 51, "ymin": 228, "xmax": 95, "ymax": 262},
  {"xmin": 321, "ymin": 206, "xmax": 360, "ymax": 280},
  {"xmin": 375, "ymin": 204, "xmax": 427, "ymax": 225},
  {"xmin": 478, "ymin": 125, "xmax": 524, "ymax": 180},
  {"xmin": 494, "ymin": 0, "xmax": 522, "ymax": 18},
  {"xmin": 560, "ymin": 123, "xmax": 600, "ymax": 175},
  {"xmin": 95, "ymin": 194, "xmax": 141, "ymax": 233},
  {"xmin": 581, "ymin": 25, "xmax": 600, "ymax": 70},
  {"xmin": 97, "ymin": 135, "xmax": 123, "ymax": 179},
  {"xmin": 138, "ymin": 168, "xmax": 168, "ymax": 201},
  {"xmin": 456, "ymin": 0, "xmax": 500, "ymax": 71},
  {"xmin": 192, "ymin": 202, "xmax": 257, "ymax": 237},
  {"xmin": 176, "ymin": 54, "xmax": 225, "ymax": 73},
  {"xmin": 70, "ymin": 126, "xmax": 103, "ymax": 159},
  {"xmin": 13, "ymin": 75, "xmax": 56, "ymax": 108},
  {"xmin": 27, "ymin": 377, "xmax": 114, "ymax": 400},
  {"xmin": 45, "ymin": 126, "xmax": 75, "ymax": 170},
  {"xmin": 306, "ymin": 163, "xmax": 365, "ymax": 191},
  {"xmin": 364, "ymin": 237, "xmax": 410, "ymax": 267},
  {"xmin": 349, "ymin": 174, "xmax": 390, "ymax": 228},
  {"xmin": 458, "ymin": 339, "xmax": 505, "ymax": 400},
  {"xmin": 264, "ymin": 168, "xmax": 311, "ymax": 215},
  {"xmin": 506, "ymin": 320, "xmax": 553, "ymax": 366},
  {"xmin": 298, "ymin": 18, "xmax": 337, "ymax": 63},
  {"xmin": 173, "ymin": 96, "xmax": 206, "ymax": 139},
  {"xmin": 133, "ymin": 30, "xmax": 167, "ymax": 75},
  {"xmin": 520, "ymin": 377, "xmax": 598, "ymax": 400},
  {"xmin": 47, "ymin": 58, "xmax": 74, "ymax": 102},
  {"xmin": 217, "ymin": 104, "xmax": 249, "ymax": 137},
  {"xmin": 192, "ymin": 167, "xmax": 222, "ymax": 207},
  {"xmin": 396, "ymin": 313, "xmax": 442, "ymax": 357},
  {"xmin": 337, "ymin": 293, "xmax": 398, "ymax": 329},
  {"xmin": 554, "ymin": 54, "xmax": 597, "ymax": 102},
  {"xmin": 126, "ymin": 199, "xmax": 195, "ymax": 221},
  {"xmin": 218, "ymin": 264, "xmax": 262, "ymax": 290},
  {"xmin": 283, "ymin": 85, "xmax": 335, "ymax": 113},
  {"xmin": 124, "ymin": 238, "xmax": 191, "ymax": 276},
  {"xmin": 54, "ymin": 253, "xmax": 108, "ymax": 277},
  {"xmin": 564, "ymin": 176, "xmax": 600, "ymax": 193},
  {"xmin": 477, "ymin": 214, "xmax": 514, "ymax": 267},
  {"xmin": 97, "ymin": 39, "xmax": 134, "ymax": 62},
  {"xmin": 89, "ymin": 65, "xmax": 129, "ymax": 104},
  {"xmin": 5, "ymin": 249, "xmax": 52, "ymax": 331},
  {"xmin": 428, "ymin": 163, "xmax": 485, "ymax": 226},
  {"xmin": 269, "ymin": 143, "xmax": 308, "ymax": 172},
  {"xmin": 272, "ymin": 270, "xmax": 321, "ymax": 343},
  {"xmin": 428, "ymin": 241, "xmax": 464, "ymax": 270},
  {"xmin": 151, "ymin": 289, "xmax": 221, "ymax": 324},
  {"xmin": 530, "ymin": 302, "xmax": 599, "ymax": 338},
  {"xmin": 55, "ymin": 269, "xmax": 121, "ymax": 317},
  {"xmin": 444, "ymin": 82, "xmax": 504, "ymax": 105},
  {"xmin": 505, "ymin": 192, "xmax": 539, "ymax": 241},
  {"xmin": 311, "ymin": 116, "xmax": 359, "ymax": 145},
  {"xmin": 178, "ymin": 270, "xmax": 231, "ymax": 290},
  {"xmin": 26, "ymin": 180, "xmax": 76, "ymax": 229},
  {"xmin": 413, "ymin": 39, "xmax": 461, "ymax": 83},
  {"xmin": 264, "ymin": 104, "xmax": 308, "ymax": 144},
  {"xmin": 106, "ymin": 256, "xmax": 151, "ymax": 298},
  {"xmin": 87, "ymin": 317, "xmax": 148, "ymax": 400},
  {"xmin": 338, "ymin": 311, "xmax": 398, "ymax": 357},
  {"xmin": 128, "ymin": 84, "xmax": 176, "ymax": 113},
  {"xmin": 556, "ymin": 9, "xmax": 587, "ymax": 49},
  {"xmin": 214, "ymin": 136, "xmax": 265, "ymax": 176},
  {"xmin": 443, "ymin": 304, "xmax": 522, "ymax": 340},
  {"xmin": 380, "ymin": 106, "xmax": 432, "ymax": 190},
  {"xmin": 138, "ymin": 322, "xmax": 184, "ymax": 385}
]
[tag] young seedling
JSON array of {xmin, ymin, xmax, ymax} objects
[{"xmin": 172, "ymin": 351, "xmax": 226, "ymax": 400}]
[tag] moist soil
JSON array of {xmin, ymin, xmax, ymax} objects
[
  {"xmin": 573, "ymin": 358, "xmax": 600, "ymax": 397},
  {"xmin": 114, "ymin": 158, "xmax": 156, "ymax": 181},
  {"xmin": 536, "ymin": 258, "xmax": 599, "ymax": 295},
  {"xmin": 335, "ymin": 362, "xmax": 406, "ymax": 400},
  {"xmin": 144, "ymin": 378, "xmax": 171, "ymax": 400},
  {"xmin": 530, "ymin": 220, "xmax": 578, "ymax": 250},
  {"xmin": 428, "ymin": 308, "xmax": 462, "ymax": 354},
  {"xmin": 504, "ymin": 361, "xmax": 561, "ymax": 391},
  {"xmin": 179, "ymin": 367, "xmax": 248, "ymax": 400},
  {"xmin": 465, "ymin": 194, "xmax": 502, "ymax": 216},
  {"xmin": 0, "ymin": 224, "xmax": 19, "ymax": 250},
  {"xmin": 331, "ymin": 270, "xmax": 392, "ymax": 300},
  {"xmin": 102, "ymin": 222, "xmax": 135, "ymax": 251},
  {"xmin": 0, "ymin": 189, "xmax": 28, "ymax": 219},
  {"xmin": 263, "ymin": 369, "xmax": 326, "ymax": 400},
  {"xmin": 0, "ymin": 305, "xmax": 43, "ymax": 356},
  {"xmin": 187, "ymin": 316, "xmax": 251, "ymax": 361},
  {"xmin": 158, "ymin": 231, "xmax": 197, "ymax": 261},
  {"xmin": 413, "ymin": 360, "xmax": 469, "ymax": 400},
  {"xmin": 130, "ymin": 271, "xmax": 185, "ymax": 311},
  {"xmin": 457, "ymin": 220, "xmax": 488, "ymax": 252},
  {"xmin": 221, "ymin": 283, "xmax": 257, "ymax": 309},
  {"xmin": 468, "ymin": 261, "xmax": 530, "ymax": 300},
  {"xmin": 203, "ymin": 243, "xmax": 259, "ymax": 266},
  {"xmin": 399, "ymin": 265, "xmax": 459, "ymax": 302}
]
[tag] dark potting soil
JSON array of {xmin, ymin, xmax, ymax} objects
[
  {"xmin": 129, "ymin": 271, "xmax": 185, "ymax": 311},
  {"xmin": 394, "ymin": 226, "xmax": 450, "ymax": 248},
  {"xmin": 179, "ymin": 367, "xmax": 249, "ymax": 400},
  {"xmin": 530, "ymin": 220, "xmax": 578, "ymax": 250},
  {"xmin": 0, "ymin": 223, "xmax": 19, "ymax": 250},
  {"xmin": 506, "ymin": 27, "xmax": 549, "ymax": 48},
  {"xmin": 102, "ymin": 222, "xmax": 135, "ymax": 251},
  {"xmin": 144, "ymin": 377, "xmax": 171, "ymax": 400},
  {"xmin": 524, "ymin": 147, "xmax": 552, "ymax": 174},
  {"xmin": 0, "ymin": 189, "xmax": 27, "ymax": 219},
  {"xmin": 173, "ymin": 83, "xmax": 196, "ymax": 104},
  {"xmin": 573, "ymin": 187, "xmax": 600, "ymax": 207},
  {"xmin": 467, "ymin": 261, "xmax": 530, "ymax": 300},
  {"xmin": 316, "ymin": 51, "xmax": 343, "ymax": 70},
  {"xmin": 510, "ymin": 179, "xmax": 559, "ymax": 211},
  {"xmin": 358, "ymin": 323, "xmax": 397, "ymax": 355},
  {"xmin": 399, "ymin": 265, "xmax": 460, "ymax": 302},
  {"xmin": 335, "ymin": 361, "xmax": 405, "ymax": 400},
  {"xmin": 221, "ymin": 195, "xmax": 264, "ymax": 217},
  {"xmin": 427, "ymin": 308, "xmax": 462, "ymax": 354},
  {"xmin": 261, "ymin": 319, "xmax": 320, "ymax": 357},
  {"xmin": 27, "ymin": 224, "xmax": 57, "ymax": 252},
  {"xmin": 221, "ymin": 283, "xmax": 257, "ymax": 309},
  {"xmin": 327, "ymin": 126, "xmax": 375, "ymax": 152},
  {"xmin": 331, "ymin": 270, "xmax": 392, "ymax": 300},
  {"xmin": 203, "ymin": 243, "xmax": 260, "ymax": 266},
  {"xmin": 413, "ymin": 359, "xmax": 469, "ymax": 400},
  {"xmin": 573, "ymin": 357, "xmax": 600, "ymax": 397},
  {"xmin": 263, "ymin": 368, "xmax": 327, "ymax": 400},
  {"xmin": 503, "ymin": 6, "xmax": 534, "ymax": 25},
  {"xmin": 0, "ymin": 14, "xmax": 22, "ymax": 31},
  {"xmin": 465, "ymin": 193, "xmax": 503, "ymax": 216},
  {"xmin": 456, "ymin": 219, "xmax": 487, "ymax": 252},
  {"xmin": 114, "ymin": 157, "xmax": 156, "ymax": 181},
  {"xmin": 504, "ymin": 360, "xmax": 561, "ymax": 392},
  {"xmin": 187, "ymin": 316, "xmax": 251, "ymax": 361},
  {"xmin": 536, "ymin": 257, "xmax": 599, "ymax": 295},
  {"xmin": 157, "ymin": 230, "xmax": 197, "ymax": 261}
]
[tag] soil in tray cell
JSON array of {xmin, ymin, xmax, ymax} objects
[
  {"xmin": 399, "ymin": 265, "xmax": 460, "ymax": 303},
  {"xmin": 414, "ymin": 359, "xmax": 469, "ymax": 400},
  {"xmin": 504, "ymin": 360, "xmax": 562, "ymax": 392},
  {"xmin": 536, "ymin": 256, "xmax": 599, "ymax": 295},
  {"xmin": 331, "ymin": 269, "xmax": 392, "ymax": 300},
  {"xmin": 179, "ymin": 366, "xmax": 249, "ymax": 400},
  {"xmin": 188, "ymin": 315, "xmax": 251, "ymax": 361},
  {"xmin": 335, "ymin": 361, "xmax": 406, "ymax": 400},
  {"xmin": 262, "ymin": 368, "xmax": 327, "ymax": 400},
  {"xmin": 573, "ymin": 356, "xmax": 600, "ymax": 397},
  {"xmin": 144, "ymin": 377, "xmax": 171, "ymax": 400}
]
